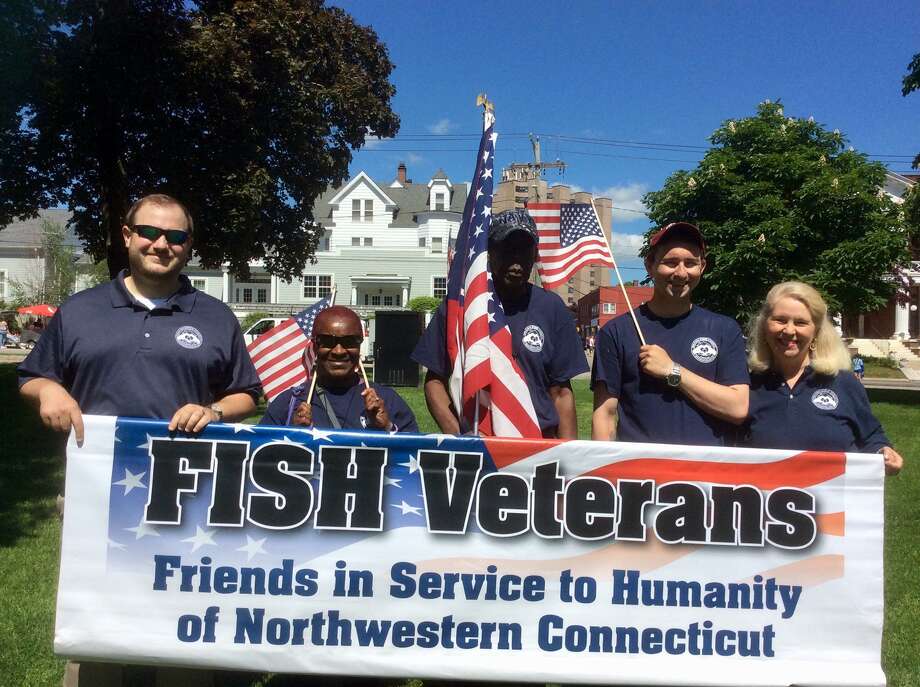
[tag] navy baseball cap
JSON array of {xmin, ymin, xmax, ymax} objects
[
  {"xmin": 489, "ymin": 209, "xmax": 538, "ymax": 244},
  {"xmin": 648, "ymin": 221, "xmax": 706, "ymax": 254}
]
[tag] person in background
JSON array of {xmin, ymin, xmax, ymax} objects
[
  {"xmin": 742, "ymin": 281, "xmax": 902, "ymax": 475},
  {"xmin": 0, "ymin": 318, "xmax": 8, "ymax": 347},
  {"xmin": 852, "ymin": 352, "xmax": 865, "ymax": 381}
]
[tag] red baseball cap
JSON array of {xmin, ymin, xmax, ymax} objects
[{"xmin": 648, "ymin": 222, "xmax": 706, "ymax": 254}]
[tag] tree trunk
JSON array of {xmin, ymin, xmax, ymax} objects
[{"xmin": 104, "ymin": 192, "xmax": 129, "ymax": 279}]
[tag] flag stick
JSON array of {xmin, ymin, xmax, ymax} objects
[
  {"xmin": 358, "ymin": 359, "xmax": 372, "ymax": 389},
  {"xmin": 305, "ymin": 371, "xmax": 319, "ymax": 404},
  {"xmin": 589, "ymin": 199, "xmax": 647, "ymax": 346}
]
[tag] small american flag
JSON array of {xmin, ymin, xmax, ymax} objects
[
  {"xmin": 529, "ymin": 202, "xmax": 614, "ymax": 289},
  {"xmin": 247, "ymin": 295, "xmax": 333, "ymax": 401},
  {"xmin": 445, "ymin": 112, "xmax": 541, "ymax": 438}
]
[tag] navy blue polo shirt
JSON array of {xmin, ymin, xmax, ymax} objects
[
  {"xmin": 260, "ymin": 380, "xmax": 419, "ymax": 433},
  {"xmin": 743, "ymin": 367, "xmax": 889, "ymax": 453},
  {"xmin": 591, "ymin": 303, "xmax": 749, "ymax": 446},
  {"xmin": 18, "ymin": 271, "xmax": 262, "ymax": 419},
  {"xmin": 412, "ymin": 285, "xmax": 588, "ymax": 434}
]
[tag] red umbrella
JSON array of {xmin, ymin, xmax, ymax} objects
[{"xmin": 18, "ymin": 304, "xmax": 58, "ymax": 317}]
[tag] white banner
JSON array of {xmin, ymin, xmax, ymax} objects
[{"xmin": 55, "ymin": 415, "xmax": 886, "ymax": 685}]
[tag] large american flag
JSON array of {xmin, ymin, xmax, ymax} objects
[
  {"xmin": 246, "ymin": 295, "xmax": 333, "ymax": 401},
  {"xmin": 445, "ymin": 113, "xmax": 541, "ymax": 438},
  {"xmin": 529, "ymin": 202, "xmax": 614, "ymax": 289}
]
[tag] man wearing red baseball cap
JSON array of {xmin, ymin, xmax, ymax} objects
[{"xmin": 591, "ymin": 222, "xmax": 749, "ymax": 445}]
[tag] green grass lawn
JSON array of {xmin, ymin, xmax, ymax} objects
[
  {"xmin": 2, "ymin": 366, "xmax": 918, "ymax": 685},
  {"xmin": 864, "ymin": 356, "xmax": 907, "ymax": 380}
]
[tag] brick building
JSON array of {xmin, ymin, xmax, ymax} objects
[{"xmin": 576, "ymin": 285, "xmax": 654, "ymax": 343}]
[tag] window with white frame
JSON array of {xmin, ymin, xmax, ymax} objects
[
  {"xmin": 352, "ymin": 237, "xmax": 361, "ymax": 246},
  {"xmin": 242, "ymin": 288, "xmax": 253, "ymax": 303},
  {"xmin": 303, "ymin": 274, "xmax": 333, "ymax": 299},
  {"xmin": 0, "ymin": 269, "xmax": 8, "ymax": 301},
  {"xmin": 364, "ymin": 237, "xmax": 373, "ymax": 247},
  {"xmin": 363, "ymin": 199, "xmax": 373, "ymax": 221},
  {"xmin": 435, "ymin": 192, "xmax": 445, "ymax": 211},
  {"xmin": 191, "ymin": 278, "xmax": 206, "ymax": 291},
  {"xmin": 603, "ymin": 302, "xmax": 617, "ymax": 315},
  {"xmin": 418, "ymin": 237, "xmax": 426, "ymax": 248},
  {"xmin": 352, "ymin": 199, "xmax": 361, "ymax": 221},
  {"xmin": 433, "ymin": 276, "xmax": 447, "ymax": 298},
  {"xmin": 371, "ymin": 294, "xmax": 381, "ymax": 306},
  {"xmin": 431, "ymin": 236, "xmax": 443, "ymax": 253},
  {"xmin": 383, "ymin": 295, "xmax": 393, "ymax": 306}
]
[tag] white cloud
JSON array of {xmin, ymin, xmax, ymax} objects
[
  {"xmin": 406, "ymin": 152, "xmax": 424, "ymax": 164},
  {"xmin": 610, "ymin": 232, "xmax": 645, "ymax": 262},
  {"xmin": 428, "ymin": 118, "xmax": 455, "ymax": 135},
  {"xmin": 592, "ymin": 183, "xmax": 649, "ymax": 224},
  {"xmin": 363, "ymin": 135, "xmax": 384, "ymax": 150}
]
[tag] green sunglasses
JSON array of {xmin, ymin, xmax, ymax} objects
[{"xmin": 131, "ymin": 224, "xmax": 191, "ymax": 245}]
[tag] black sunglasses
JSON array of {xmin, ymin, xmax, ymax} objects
[
  {"xmin": 313, "ymin": 334, "xmax": 363, "ymax": 350},
  {"xmin": 131, "ymin": 224, "xmax": 191, "ymax": 245}
]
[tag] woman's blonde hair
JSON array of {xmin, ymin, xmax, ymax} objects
[{"xmin": 748, "ymin": 281, "xmax": 852, "ymax": 376}]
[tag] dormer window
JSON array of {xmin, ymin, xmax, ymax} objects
[
  {"xmin": 435, "ymin": 192, "xmax": 445, "ymax": 211},
  {"xmin": 432, "ymin": 237, "xmax": 443, "ymax": 254}
]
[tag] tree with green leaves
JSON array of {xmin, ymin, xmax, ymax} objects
[
  {"xmin": 642, "ymin": 102, "xmax": 909, "ymax": 322},
  {"xmin": 902, "ymin": 52, "xmax": 920, "ymax": 169},
  {"xmin": 2, "ymin": 0, "xmax": 398, "ymax": 279},
  {"xmin": 407, "ymin": 296, "xmax": 442, "ymax": 313},
  {"xmin": 10, "ymin": 220, "xmax": 78, "ymax": 306}
]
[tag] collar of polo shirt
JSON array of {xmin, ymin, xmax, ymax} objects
[{"xmin": 110, "ymin": 269, "xmax": 198, "ymax": 312}]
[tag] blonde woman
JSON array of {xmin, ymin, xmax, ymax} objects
[{"xmin": 743, "ymin": 281, "xmax": 903, "ymax": 475}]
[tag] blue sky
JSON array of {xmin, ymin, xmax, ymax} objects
[{"xmin": 334, "ymin": 0, "xmax": 919, "ymax": 275}]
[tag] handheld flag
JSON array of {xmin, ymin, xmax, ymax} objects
[
  {"xmin": 529, "ymin": 202, "xmax": 614, "ymax": 289},
  {"xmin": 247, "ymin": 294, "xmax": 334, "ymax": 401}
]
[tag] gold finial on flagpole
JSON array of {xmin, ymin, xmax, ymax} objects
[{"xmin": 476, "ymin": 93, "xmax": 494, "ymax": 113}]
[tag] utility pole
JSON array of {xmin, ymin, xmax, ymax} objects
[{"xmin": 499, "ymin": 134, "xmax": 565, "ymax": 205}]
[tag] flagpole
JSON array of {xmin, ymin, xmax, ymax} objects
[
  {"xmin": 589, "ymin": 199, "xmax": 646, "ymax": 346},
  {"xmin": 471, "ymin": 95, "xmax": 494, "ymax": 437}
]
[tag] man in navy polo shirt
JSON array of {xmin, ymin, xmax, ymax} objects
[
  {"xmin": 592, "ymin": 222, "xmax": 749, "ymax": 446},
  {"xmin": 19, "ymin": 194, "xmax": 261, "ymax": 439},
  {"xmin": 261, "ymin": 306, "xmax": 418, "ymax": 433},
  {"xmin": 19, "ymin": 194, "xmax": 261, "ymax": 686},
  {"xmin": 413, "ymin": 209, "xmax": 588, "ymax": 439}
]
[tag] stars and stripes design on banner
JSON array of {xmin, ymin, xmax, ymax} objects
[
  {"xmin": 445, "ymin": 113, "xmax": 540, "ymax": 438},
  {"xmin": 529, "ymin": 202, "xmax": 614, "ymax": 289},
  {"xmin": 59, "ymin": 415, "xmax": 884, "ymax": 683},
  {"xmin": 246, "ymin": 295, "xmax": 333, "ymax": 401}
]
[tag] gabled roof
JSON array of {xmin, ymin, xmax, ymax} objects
[
  {"xmin": 312, "ymin": 172, "xmax": 468, "ymax": 229},
  {"xmin": 0, "ymin": 209, "xmax": 78, "ymax": 249},
  {"xmin": 327, "ymin": 171, "xmax": 397, "ymax": 210}
]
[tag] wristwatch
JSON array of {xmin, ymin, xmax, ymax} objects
[
  {"xmin": 666, "ymin": 363, "xmax": 682, "ymax": 388},
  {"xmin": 209, "ymin": 404, "xmax": 224, "ymax": 422}
]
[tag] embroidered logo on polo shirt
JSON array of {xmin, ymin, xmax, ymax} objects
[
  {"xmin": 690, "ymin": 337, "xmax": 718, "ymax": 363},
  {"xmin": 522, "ymin": 324, "xmax": 545, "ymax": 353},
  {"xmin": 811, "ymin": 389, "xmax": 839, "ymax": 410},
  {"xmin": 175, "ymin": 326, "xmax": 203, "ymax": 349}
]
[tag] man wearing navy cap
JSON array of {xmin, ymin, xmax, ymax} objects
[
  {"xmin": 261, "ymin": 305, "xmax": 418, "ymax": 433},
  {"xmin": 592, "ymin": 222, "xmax": 749, "ymax": 445},
  {"xmin": 413, "ymin": 209, "xmax": 588, "ymax": 439},
  {"xmin": 19, "ymin": 194, "xmax": 261, "ymax": 686}
]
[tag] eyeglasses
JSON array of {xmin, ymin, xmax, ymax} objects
[
  {"xmin": 313, "ymin": 334, "xmax": 363, "ymax": 350},
  {"xmin": 131, "ymin": 224, "xmax": 191, "ymax": 245}
]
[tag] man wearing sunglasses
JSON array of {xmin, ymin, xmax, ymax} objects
[
  {"xmin": 261, "ymin": 306, "xmax": 418, "ymax": 433},
  {"xmin": 19, "ymin": 193, "xmax": 262, "ymax": 685},
  {"xmin": 20, "ymin": 193, "xmax": 261, "ymax": 440}
]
